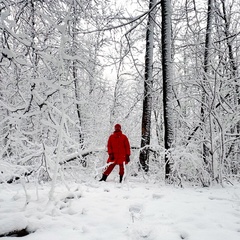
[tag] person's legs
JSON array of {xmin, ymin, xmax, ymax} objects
[
  {"xmin": 119, "ymin": 164, "xmax": 124, "ymax": 183},
  {"xmin": 119, "ymin": 164, "xmax": 124, "ymax": 176},
  {"xmin": 104, "ymin": 163, "xmax": 116, "ymax": 175},
  {"xmin": 99, "ymin": 163, "xmax": 116, "ymax": 181}
]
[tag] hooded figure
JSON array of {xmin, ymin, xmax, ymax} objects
[{"xmin": 99, "ymin": 124, "xmax": 131, "ymax": 183}]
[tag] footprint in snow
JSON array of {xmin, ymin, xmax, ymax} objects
[
  {"xmin": 152, "ymin": 193, "xmax": 163, "ymax": 199},
  {"xmin": 129, "ymin": 204, "xmax": 142, "ymax": 213},
  {"xmin": 180, "ymin": 231, "xmax": 189, "ymax": 239},
  {"xmin": 129, "ymin": 204, "xmax": 143, "ymax": 222}
]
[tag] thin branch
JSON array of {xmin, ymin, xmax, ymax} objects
[{"xmin": 81, "ymin": 1, "xmax": 161, "ymax": 34}]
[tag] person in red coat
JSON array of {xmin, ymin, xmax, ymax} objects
[{"xmin": 99, "ymin": 124, "xmax": 131, "ymax": 183}]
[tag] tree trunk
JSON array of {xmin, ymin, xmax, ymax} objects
[
  {"xmin": 71, "ymin": 3, "xmax": 84, "ymax": 147},
  {"xmin": 161, "ymin": 0, "xmax": 174, "ymax": 179},
  {"xmin": 201, "ymin": 0, "xmax": 213, "ymax": 175},
  {"xmin": 24, "ymin": 0, "xmax": 37, "ymax": 114},
  {"xmin": 220, "ymin": 0, "xmax": 239, "ymax": 178},
  {"xmin": 139, "ymin": 0, "xmax": 157, "ymax": 172}
]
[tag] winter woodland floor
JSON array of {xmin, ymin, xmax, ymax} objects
[{"xmin": 0, "ymin": 174, "xmax": 240, "ymax": 240}]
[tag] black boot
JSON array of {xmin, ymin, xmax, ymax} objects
[
  {"xmin": 99, "ymin": 174, "xmax": 107, "ymax": 182},
  {"xmin": 119, "ymin": 175, "xmax": 123, "ymax": 183}
]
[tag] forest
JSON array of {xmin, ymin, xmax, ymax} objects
[{"xmin": 0, "ymin": 0, "xmax": 240, "ymax": 188}]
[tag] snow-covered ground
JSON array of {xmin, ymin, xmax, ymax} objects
[{"xmin": 0, "ymin": 176, "xmax": 240, "ymax": 240}]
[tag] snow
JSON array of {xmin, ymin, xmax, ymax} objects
[{"xmin": 0, "ymin": 177, "xmax": 240, "ymax": 240}]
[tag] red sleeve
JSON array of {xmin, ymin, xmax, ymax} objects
[
  {"xmin": 107, "ymin": 135, "xmax": 113, "ymax": 154},
  {"xmin": 124, "ymin": 136, "xmax": 131, "ymax": 156}
]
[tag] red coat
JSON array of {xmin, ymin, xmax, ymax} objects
[{"xmin": 107, "ymin": 130, "xmax": 131, "ymax": 165}]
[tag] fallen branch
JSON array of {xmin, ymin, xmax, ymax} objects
[{"xmin": 6, "ymin": 170, "xmax": 33, "ymax": 184}]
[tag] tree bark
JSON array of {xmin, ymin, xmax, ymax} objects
[
  {"xmin": 71, "ymin": 3, "xmax": 84, "ymax": 147},
  {"xmin": 161, "ymin": 0, "xmax": 174, "ymax": 179},
  {"xmin": 139, "ymin": 0, "xmax": 157, "ymax": 172},
  {"xmin": 220, "ymin": 0, "xmax": 239, "ymax": 178},
  {"xmin": 201, "ymin": 0, "xmax": 214, "ymax": 174}
]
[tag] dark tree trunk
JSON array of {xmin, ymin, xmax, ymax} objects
[
  {"xmin": 201, "ymin": 0, "xmax": 213, "ymax": 172},
  {"xmin": 220, "ymin": 0, "xmax": 239, "ymax": 175},
  {"xmin": 139, "ymin": 0, "xmax": 157, "ymax": 172},
  {"xmin": 161, "ymin": 0, "xmax": 174, "ymax": 179}
]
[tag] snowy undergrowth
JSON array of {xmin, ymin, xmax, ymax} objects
[{"xmin": 0, "ymin": 175, "xmax": 240, "ymax": 240}]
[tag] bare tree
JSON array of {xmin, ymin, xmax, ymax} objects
[
  {"xmin": 139, "ymin": 0, "xmax": 157, "ymax": 172},
  {"xmin": 161, "ymin": 0, "xmax": 174, "ymax": 179},
  {"xmin": 201, "ymin": 0, "xmax": 214, "ymax": 164}
]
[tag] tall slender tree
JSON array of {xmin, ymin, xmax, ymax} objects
[
  {"xmin": 70, "ymin": 2, "xmax": 84, "ymax": 147},
  {"xmin": 200, "ymin": 0, "xmax": 214, "ymax": 175},
  {"xmin": 139, "ymin": 0, "xmax": 157, "ymax": 172},
  {"xmin": 161, "ymin": 0, "xmax": 174, "ymax": 179}
]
